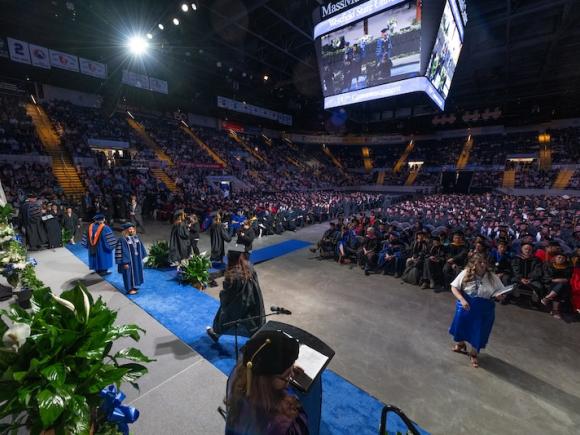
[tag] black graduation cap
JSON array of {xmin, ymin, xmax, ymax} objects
[
  {"xmin": 243, "ymin": 330, "xmax": 299, "ymax": 376},
  {"xmin": 227, "ymin": 249, "xmax": 247, "ymax": 263}
]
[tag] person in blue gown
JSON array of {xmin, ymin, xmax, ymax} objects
[
  {"xmin": 115, "ymin": 222, "xmax": 147, "ymax": 295},
  {"xmin": 81, "ymin": 213, "xmax": 117, "ymax": 275},
  {"xmin": 449, "ymin": 253, "xmax": 507, "ymax": 368}
]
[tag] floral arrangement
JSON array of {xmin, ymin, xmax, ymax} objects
[
  {"xmin": 0, "ymin": 281, "xmax": 153, "ymax": 434},
  {"xmin": 177, "ymin": 253, "xmax": 211, "ymax": 288}
]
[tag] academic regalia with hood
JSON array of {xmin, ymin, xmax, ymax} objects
[
  {"xmin": 210, "ymin": 221, "xmax": 232, "ymax": 262},
  {"xmin": 115, "ymin": 226, "xmax": 147, "ymax": 293},
  {"xmin": 212, "ymin": 257, "xmax": 266, "ymax": 337},
  {"xmin": 169, "ymin": 221, "xmax": 191, "ymax": 264},
  {"xmin": 81, "ymin": 217, "xmax": 116, "ymax": 272}
]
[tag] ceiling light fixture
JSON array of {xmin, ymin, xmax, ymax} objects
[
  {"xmin": 173, "ymin": 17, "xmax": 180, "ymax": 25},
  {"xmin": 181, "ymin": 3, "xmax": 189, "ymax": 12}
]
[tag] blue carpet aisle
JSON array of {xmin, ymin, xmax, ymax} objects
[{"xmin": 67, "ymin": 243, "xmax": 429, "ymax": 435}]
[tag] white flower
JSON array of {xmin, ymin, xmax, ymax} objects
[
  {"xmin": 2, "ymin": 323, "xmax": 31, "ymax": 352},
  {"xmin": 12, "ymin": 262, "xmax": 26, "ymax": 270},
  {"xmin": 50, "ymin": 293, "xmax": 76, "ymax": 313},
  {"xmin": 80, "ymin": 287, "xmax": 91, "ymax": 323}
]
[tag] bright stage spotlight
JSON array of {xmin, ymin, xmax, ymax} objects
[
  {"xmin": 146, "ymin": 33, "xmax": 153, "ymax": 39},
  {"xmin": 263, "ymin": 74, "xmax": 269, "ymax": 81},
  {"xmin": 158, "ymin": 23, "xmax": 164, "ymax": 30},
  {"xmin": 181, "ymin": 3, "xmax": 189, "ymax": 12},
  {"xmin": 127, "ymin": 35, "xmax": 149, "ymax": 56},
  {"xmin": 173, "ymin": 17, "xmax": 180, "ymax": 25},
  {"xmin": 191, "ymin": 3, "xmax": 197, "ymax": 10}
]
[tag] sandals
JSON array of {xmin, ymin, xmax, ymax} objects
[
  {"xmin": 452, "ymin": 343, "xmax": 467, "ymax": 354},
  {"xmin": 469, "ymin": 353, "xmax": 479, "ymax": 368}
]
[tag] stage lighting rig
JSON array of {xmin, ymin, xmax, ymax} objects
[{"xmin": 127, "ymin": 35, "xmax": 149, "ymax": 56}]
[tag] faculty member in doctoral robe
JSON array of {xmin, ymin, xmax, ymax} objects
[
  {"xmin": 81, "ymin": 214, "xmax": 117, "ymax": 275},
  {"xmin": 20, "ymin": 193, "xmax": 47, "ymax": 251},
  {"xmin": 115, "ymin": 222, "xmax": 147, "ymax": 295},
  {"xmin": 42, "ymin": 203, "xmax": 62, "ymax": 249},
  {"xmin": 206, "ymin": 250, "xmax": 265, "ymax": 343}
]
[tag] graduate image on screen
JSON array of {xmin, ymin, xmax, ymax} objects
[
  {"xmin": 320, "ymin": 0, "xmax": 421, "ymax": 98},
  {"xmin": 426, "ymin": 1, "xmax": 463, "ymax": 98}
]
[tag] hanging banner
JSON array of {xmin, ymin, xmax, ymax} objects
[
  {"xmin": 49, "ymin": 49, "xmax": 79, "ymax": 72},
  {"xmin": 79, "ymin": 57, "xmax": 107, "ymax": 79},
  {"xmin": 7, "ymin": 37, "xmax": 30, "ymax": 64},
  {"xmin": 122, "ymin": 70, "xmax": 149, "ymax": 90},
  {"xmin": 217, "ymin": 96, "xmax": 292, "ymax": 126},
  {"xmin": 0, "ymin": 38, "xmax": 9, "ymax": 59},
  {"xmin": 149, "ymin": 77, "xmax": 168, "ymax": 94},
  {"xmin": 29, "ymin": 44, "xmax": 51, "ymax": 69}
]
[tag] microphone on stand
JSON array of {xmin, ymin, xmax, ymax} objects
[{"xmin": 271, "ymin": 306, "xmax": 292, "ymax": 315}]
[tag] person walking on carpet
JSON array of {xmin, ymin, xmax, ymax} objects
[
  {"xmin": 206, "ymin": 250, "xmax": 265, "ymax": 343},
  {"xmin": 115, "ymin": 222, "xmax": 147, "ymax": 295},
  {"xmin": 449, "ymin": 253, "xmax": 508, "ymax": 368},
  {"xmin": 81, "ymin": 213, "xmax": 117, "ymax": 275}
]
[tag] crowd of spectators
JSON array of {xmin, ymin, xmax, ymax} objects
[
  {"xmin": 311, "ymin": 193, "xmax": 580, "ymax": 319},
  {"xmin": 0, "ymin": 96, "xmax": 44, "ymax": 155}
]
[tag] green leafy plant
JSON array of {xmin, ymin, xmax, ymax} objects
[
  {"xmin": 178, "ymin": 254, "xmax": 211, "ymax": 288},
  {"xmin": 0, "ymin": 282, "xmax": 153, "ymax": 434},
  {"xmin": 0, "ymin": 204, "xmax": 13, "ymax": 225},
  {"xmin": 144, "ymin": 241, "xmax": 170, "ymax": 269},
  {"xmin": 62, "ymin": 228, "xmax": 73, "ymax": 246}
]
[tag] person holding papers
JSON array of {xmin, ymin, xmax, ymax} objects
[
  {"xmin": 449, "ymin": 253, "xmax": 509, "ymax": 368},
  {"xmin": 226, "ymin": 330, "xmax": 309, "ymax": 435}
]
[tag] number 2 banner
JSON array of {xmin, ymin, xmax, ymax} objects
[{"xmin": 7, "ymin": 37, "xmax": 31, "ymax": 64}]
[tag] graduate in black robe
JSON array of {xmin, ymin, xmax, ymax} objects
[
  {"xmin": 43, "ymin": 203, "xmax": 62, "ymax": 249},
  {"xmin": 206, "ymin": 250, "xmax": 265, "ymax": 342},
  {"xmin": 236, "ymin": 220, "xmax": 256, "ymax": 253},
  {"xmin": 168, "ymin": 210, "xmax": 191, "ymax": 265},
  {"xmin": 61, "ymin": 207, "xmax": 80, "ymax": 244},
  {"xmin": 188, "ymin": 214, "xmax": 201, "ymax": 256},
  {"xmin": 21, "ymin": 195, "xmax": 47, "ymax": 250},
  {"xmin": 210, "ymin": 214, "xmax": 232, "ymax": 263}
]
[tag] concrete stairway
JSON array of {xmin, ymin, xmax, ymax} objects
[
  {"xmin": 361, "ymin": 147, "xmax": 373, "ymax": 172},
  {"xmin": 228, "ymin": 130, "xmax": 268, "ymax": 163},
  {"xmin": 126, "ymin": 118, "xmax": 178, "ymax": 192},
  {"xmin": 25, "ymin": 104, "xmax": 85, "ymax": 198},
  {"xmin": 179, "ymin": 125, "xmax": 227, "ymax": 167},
  {"xmin": 376, "ymin": 170, "xmax": 385, "ymax": 185},
  {"xmin": 456, "ymin": 135, "xmax": 474, "ymax": 170},
  {"xmin": 552, "ymin": 169, "xmax": 575, "ymax": 189},
  {"xmin": 393, "ymin": 140, "xmax": 415, "ymax": 173},
  {"xmin": 502, "ymin": 169, "xmax": 516, "ymax": 188},
  {"xmin": 405, "ymin": 167, "xmax": 420, "ymax": 186}
]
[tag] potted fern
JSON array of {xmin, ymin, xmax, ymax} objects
[
  {"xmin": 177, "ymin": 254, "xmax": 211, "ymax": 290},
  {"xmin": 144, "ymin": 241, "xmax": 170, "ymax": 269},
  {"xmin": 0, "ymin": 281, "xmax": 153, "ymax": 434}
]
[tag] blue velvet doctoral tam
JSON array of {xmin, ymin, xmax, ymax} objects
[{"xmin": 115, "ymin": 236, "xmax": 147, "ymax": 292}]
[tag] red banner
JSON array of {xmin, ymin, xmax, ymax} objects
[{"xmin": 221, "ymin": 121, "xmax": 244, "ymax": 132}]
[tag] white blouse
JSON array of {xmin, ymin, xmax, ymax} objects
[{"xmin": 451, "ymin": 270, "xmax": 506, "ymax": 299}]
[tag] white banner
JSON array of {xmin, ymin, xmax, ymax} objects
[
  {"xmin": 29, "ymin": 44, "xmax": 51, "ymax": 69},
  {"xmin": 49, "ymin": 49, "xmax": 79, "ymax": 72},
  {"xmin": 217, "ymin": 96, "xmax": 292, "ymax": 126},
  {"xmin": 122, "ymin": 70, "xmax": 149, "ymax": 89},
  {"xmin": 79, "ymin": 58, "xmax": 107, "ymax": 79},
  {"xmin": 7, "ymin": 37, "xmax": 30, "ymax": 64},
  {"xmin": 149, "ymin": 76, "xmax": 168, "ymax": 94}
]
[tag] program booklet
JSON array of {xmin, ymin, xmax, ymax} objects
[
  {"xmin": 492, "ymin": 284, "xmax": 515, "ymax": 298},
  {"xmin": 290, "ymin": 343, "xmax": 329, "ymax": 393}
]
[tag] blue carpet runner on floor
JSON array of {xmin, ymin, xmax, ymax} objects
[
  {"xmin": 209, "ymin": 239, "xmax": 312, "ymax": 274},
  {"xmin": 67, "ymin": 243, "xmax": 428, "ymax": 435}
]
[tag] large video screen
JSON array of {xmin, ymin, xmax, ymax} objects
[
  {"xmin": 319, "ymin": 0, "xmax": 421, "ymax": 98},
  {"xmin": 426, "ymin": 0, "xmax": 463, "ymax": 99}
]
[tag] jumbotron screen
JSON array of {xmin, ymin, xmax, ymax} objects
[
  {"xmin": 314, "ymin": 0, "xmax": 467, "ymax": 110},
  {"xmin": 319, "ymin": 1, "xmax": 421, "ymax": 98}
]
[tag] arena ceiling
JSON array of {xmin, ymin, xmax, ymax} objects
[{"xmin": 1, "ymin": 0, "xmax": 580, "ymax": 131}]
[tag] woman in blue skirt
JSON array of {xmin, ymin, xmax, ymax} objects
[{"xmin": 449, "ymin": 253, "xmax": 507, "ymax": 368}]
